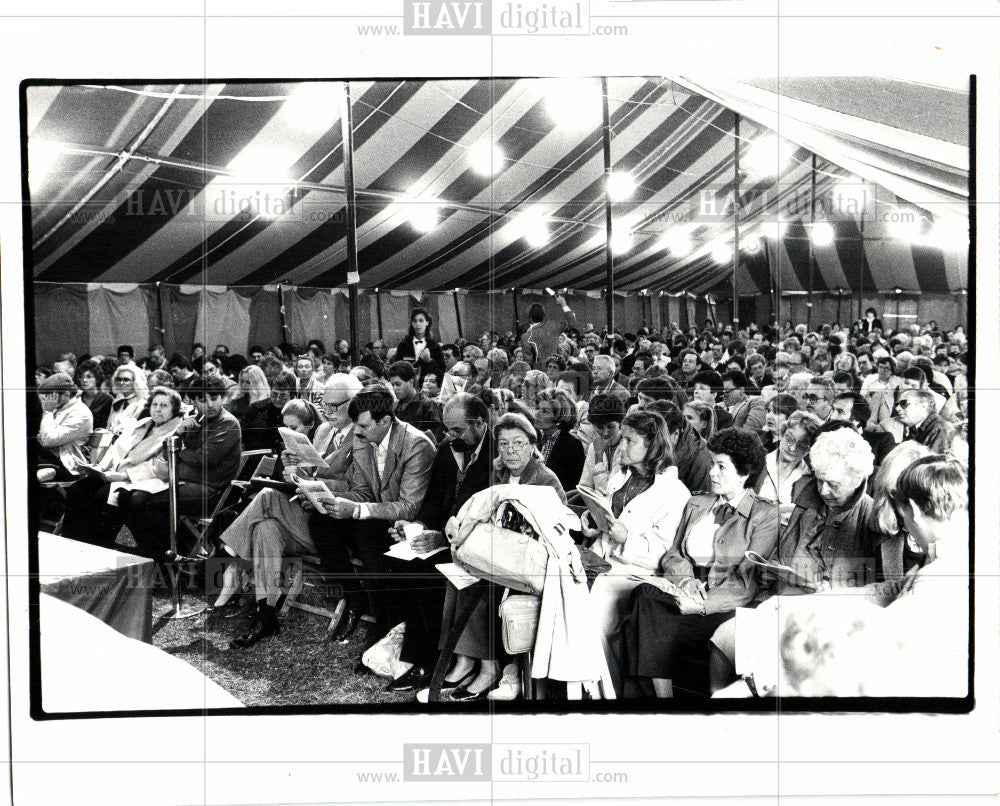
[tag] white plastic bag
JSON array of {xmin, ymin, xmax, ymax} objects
[{"xmin": 360, "ymin": 622, "xmax": 412, "ymax": 679}]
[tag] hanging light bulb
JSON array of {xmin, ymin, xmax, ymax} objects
[
  {"xmin": 711, "ymin": 242, "xmax": 734, "ymax": 264},
  {"xmin": 811, "ymin": 221, "xmax": 835, "ymax": 246},
  {"xmin": 607, "ymin": 171, "xmax": 636, "ymax": 201},
  {"xmin": 544, "ymin": 79, "xmax": 602, "ymax": 131},
  {"xmin": 743, "ymin": 135, "xmax": 796, "ymax": 178},
  {"xmin": 610, "ymin": 229, "xmax": 633, "ymax": 255},
  {"xmin": 469, "ymin": 140, "xmax": 504, "ymax": 176}
]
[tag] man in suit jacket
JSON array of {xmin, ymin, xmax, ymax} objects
[
  {"xmin": 311, "ymin": 384, "xmax": 436, "ymax": 641},
  {"xmin": 224, "ymin": 374, "xmax": 363, "ymax": 648},
  {"xmin": 380, "ymin": 393, "xmax": 495, "ymax": 690}
]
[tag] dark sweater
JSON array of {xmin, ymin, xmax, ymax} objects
[{"xmin": 176, "ymin": 409, "xmax": 242, "ymax": 489}]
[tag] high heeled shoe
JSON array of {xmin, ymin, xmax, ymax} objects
[
  {"xmin": 414, "ymin": 669, "xmax": 477, "ymax": 703},
  {"xmin": 450, "ymin": 670, "xmax": 503, "ymax": 702},
  {"xmin": 212, "ymin": 562, "xmax": 242, "ymax": 608}
]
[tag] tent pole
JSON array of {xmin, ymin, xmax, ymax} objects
[
  {"xmin": 154, "ymin": 281, "xmax": 166, "ymax": 352},
  {"xmin": 807, "ymin": 153, "xmax": 817, "ymax": 331},
  {"xmin": 453, "ymin": 290, "xmax": 464, "ymax": 341},
  {"xmin": 857, "ymin": 177, "xmax": 867, "ymax": 323},
  {"xmin": 340, "ymin": 82, "xmax": 361, "ymax": 365},
  {"xmin": 511, "ymin": 288, "xmax": 520, "ymax": 340},
  {"xmin": 600, "ymin": 76, "xmax": 615, "ymax": 335},
  {"xmin": 278, "ymin": 285, "xmax": 288, "ymax": 344},
  {"xmin": 375, "ymin": 289, "xmax": 384, "ymax": 341},
  {"xmin": 732, "ymin": 113, "xmax": 740, "ymax": 328}
]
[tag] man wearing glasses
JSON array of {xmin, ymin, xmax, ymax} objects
[
  {"xmin": 801, "ymin": 377, "xmax": 835, "ymax": 422},
  {"xmin": 380, "ymin": 393, "xmax": 494, "ymax": 691},
  {"xmin": 896, "ymin": 389, "xmax": 954, "ymax": 453},
  {"xmin": 222, "ymin": 373, "xmax": 364, "ymax": 648}
]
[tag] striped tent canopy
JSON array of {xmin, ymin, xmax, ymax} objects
[{"xmin": 25, "ymin": 76, "xmax": 969, "ymax": 298}]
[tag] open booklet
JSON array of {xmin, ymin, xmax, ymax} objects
[
  {"xmin": 744, "ymin": 550, "xmax": 820, "ymax": 590},
  {"xmin": 575, "ymin": 484, "xmax": 616, "ymax": 533},
  {"xmin": 279, "ymin": 427, "xmax": 330, "ymax": 469},
  {"xmin": 288, "ymin": 473, "xmax": 337, "ymax": 515}
]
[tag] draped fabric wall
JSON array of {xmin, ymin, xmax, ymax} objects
[{"xmin": 31, "ymin": 282, "xmax": 966, "ymax": 365}]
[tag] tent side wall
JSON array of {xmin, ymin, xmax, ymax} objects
[{"xmin": 31, "ymin": 282, "xmax": 968, "ymax": 366}]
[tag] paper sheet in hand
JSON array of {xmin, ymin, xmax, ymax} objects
[
  {"xmin": 744, "ymin": 550, "xmax": 818, "ymax": 589},
  {"xmin": 385, "ymin": 541, "xmax": 447, "ymax": 561},
  {"xmin": 290, "ymin": 474, "xmax": 336, "ymax": 514},
  {"xmin": 576, "ymin": 484, "xmax": 615, "ymax": 532},
  {"xmin": 279, "ymin": 427, "xmax": 329, "ymax": 468},
  {"xmin": 436, "ymin": 562, "xmax": 481, "ymax": 590}
]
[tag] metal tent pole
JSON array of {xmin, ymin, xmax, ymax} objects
[
  {"xmin": 732, "ymin": 113, "xmax": 741, "ymax": 328},
  {"xmin": 162, "ymin": 435, "xmax": 205, "ymax": 619},
  {"xmin": 600, "ymin": 76, "xmax": 615, "ymax": 335},
  {"xmin": 340, "ymin": 82, "xmax": 361, "ymax": 365},
  {"xmin": 807, "ymin": 153, "xmax": 817, "ymax": 331}
]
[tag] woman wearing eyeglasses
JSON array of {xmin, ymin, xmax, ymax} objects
[
  {"xmin": 106, "ymin": 364, "xmax": 149, "ymax": 436},
  {"xmin": 752, "ymin": 410, "xmax": 823, "ymax": 526},
  {"xmin": 434, "ymin": 413, "xmax": 566, "ymax": 701}
]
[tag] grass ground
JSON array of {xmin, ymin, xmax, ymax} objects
[{"xmin": 150, "ymin": 583, "xmax": 414, "ymax": 708}]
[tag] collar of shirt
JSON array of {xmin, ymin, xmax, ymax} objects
[
  {"xmin": 375, "ymin": 424, "xmax": 393, "ymax": 478},
  {"xmin": 412, "ymin": 337, "xmax": 426, "ymax": 352},
  {"xmin": 451, "ymin": 431, "xmax": 486, "ymax": 472}
]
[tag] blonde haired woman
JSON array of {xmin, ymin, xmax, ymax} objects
[{"xmin": 227, "ymin": 364, "xmax": 271, "ymax": 423}]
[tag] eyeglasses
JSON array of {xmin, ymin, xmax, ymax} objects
[
  {"xmin": 114, "ymin": 376, "xmax": 134, "ymax": 384},
  {"xmin": 445, "ymin": 423, "xmax": 472, "ymax": 438},
  {"xmin": 802, "ymin": 392, "xmax": 826, "ymax": 403},
  {"xmin": 498, "ymin": 439, "xmax": 530, "ymax": 452},
  {"xmin": 323, "ymin": 398, "xmax": 350, "ymax": 410},
  {"xmin": 896, "ymin": 398, "xmax": 916, "ymax": 409}
]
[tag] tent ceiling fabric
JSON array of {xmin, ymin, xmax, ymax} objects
[{"xmin": 26, "ymin": 77, "xmax": 969, "ymax": 297}]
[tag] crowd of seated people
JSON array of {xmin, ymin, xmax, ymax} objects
[{"xmin": 33, "ymin": 301, "xmax": 970, "ymax": 702}]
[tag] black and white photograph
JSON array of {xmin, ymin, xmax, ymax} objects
[{"xmin": 1, "ymin": 2, "xmax": 998, "ymax": 805}]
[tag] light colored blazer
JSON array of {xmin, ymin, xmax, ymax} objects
[
  {"xmin": 594, "ymin": 466, "xmax": 691, "ymax": 572},
  {"xmin": 341, "ymin": 419, "xmax": 436, "ymax": 522},
  {"xmin": 38, "ymin": 396, "xmax": 93, "ymax": 475},
  {"xmin": 97, "ymin": 416, "xmax": 182, "ymax": 476}
]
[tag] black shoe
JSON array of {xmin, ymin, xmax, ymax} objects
[
  {"xmin": 354, "ymin": 660, "xmax": 375, "ymax": 676},
  {"xmin": 450, "ymin": 674, "xmax": 502, "ymax": 702},
  {"xmin": 330, "ymin": 609, "xmax": 359, "ymax": 643},
  {"xmin": 388, "ymin": 665, "xmax": 430, "ymax": 692},
  {"xmin": 230, "ymin": 611, "xmax": 280, "ymax": 649}
]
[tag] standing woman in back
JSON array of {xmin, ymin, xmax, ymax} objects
[{"xmin": 395, "ymin": 308, "xmax": 445, "ymax": 381}]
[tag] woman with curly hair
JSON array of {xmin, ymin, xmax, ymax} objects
[
  {"xmin": 614, "ymin": 427, "xmax": 778, "ymax": 698},
  {"xmin": 533, "ymin": 386, "xmax": 586, "ymax": 492}
]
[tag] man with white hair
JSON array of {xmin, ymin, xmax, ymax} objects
[
  {"xmin": 218, "ymin": 373, "xmax": 364, "ymax": 648},
  {"xmin": 591, "ymin": 354, "xmax": 629, "ymax": 404}
]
